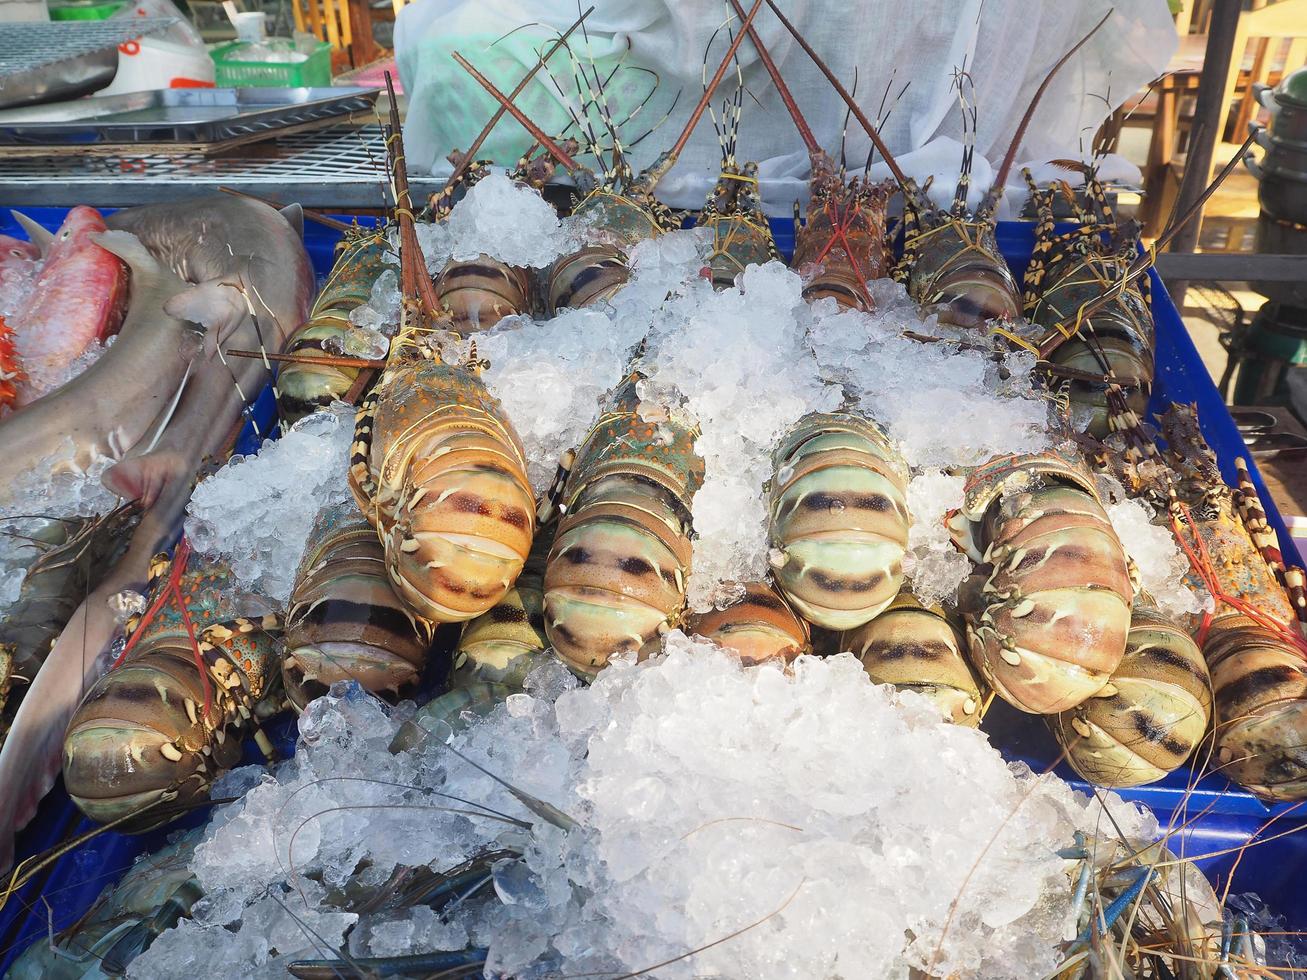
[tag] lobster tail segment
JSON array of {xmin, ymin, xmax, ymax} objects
[{"xmin": 949, "ymin": 446, "xmax": 1133, "ymax": 714}]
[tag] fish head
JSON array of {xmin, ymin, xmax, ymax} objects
[{"xmin": 46, "ymin": 206, "xmax": 111, "ymax": 264}]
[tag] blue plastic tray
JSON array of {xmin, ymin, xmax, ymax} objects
[{"xmin": 1, "ymin": 209, "xmax": 1304, "ymax": 974}]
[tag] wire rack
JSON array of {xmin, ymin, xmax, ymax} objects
[
  {"xmin": 0, "ymin": 19, "xmax": 178, "ymax": 75},
  {"xmin": 0, "ymin": 125, "xmax": 437, "ymax": 208}
]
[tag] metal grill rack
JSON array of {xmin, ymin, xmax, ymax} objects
[
  {"xmin": 0, "ymin": 18, "xmax": 178, "ymax": 74},
  {"xmin": 0, "ymin": 124, "xmax": 443, "ymax": 208}
]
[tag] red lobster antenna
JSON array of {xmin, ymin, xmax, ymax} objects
[
  {"xmin": 442, "ymin": 5, "xmax": 595, "ymax": 194},
  {"xmin": 726, "ymin": 0, "xmax": 819, "ymax": 156},
  {"xmin": 384, "ymin": 71, "xmax": 444, "ymax": 325},
  {"xmin": 759, "ymin": 0, "xmax": 908, "ymax": 188},
  {"xmin": 991, "ymin": 11, "xmax": 1112, "ymax": 194},
  {"xmin": 662, "ymin": 0, "xmax": 766, "ymax": 166},
  {"xmin": 453, "ymin": 52, "xmax": 581, "ymax": 172}
]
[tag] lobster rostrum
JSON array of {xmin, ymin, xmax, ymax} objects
[
  {"xmin": 1135, "ymin": 404, "xmax": 1307, "ymax": 802},
  {"xmin": 766, "ymin": 411, "xmax": 910, "ymax": 631},
  {"xmin": 275, "ymin": 223, "xmax": 398, "ymax": 429},
  {"xmin": 62, "ymin": 541, "xmax": 283, "ymax": 831},
  {"xmin": 1051, "ymin": 599, "xmax": 1211, "ymax": 788},
  {"xmin": 768, "ymin": 1, "xmax": 1108, "ymax": 328},
  {"xmin": 1022, "ymin": 168, "xmax": 1154, "ymax": 437},
  {"xmin": 685, "ymin": 580, "xmax": 810, "ymax": 665},
  {"xmin": 948, "ymin": 443, "xmax": 1133, "ymax": 714},
  {"xmin": 458, "ymin": 0, "xmax": 765, "ymax": 315},
  {"xmin": 348, "ymin": 75, "xmax": 537, "ymax": 626},
  {"xmin": 283, "ymin": 500, "xmax": 435, "ymax": 709},
  {"xmin": 835, "ymin": 586, "xmax": 985, "ymax": 727},
  {"xmin": 543, "ymin": 367, "xmax": 704, "ymax": 676}
]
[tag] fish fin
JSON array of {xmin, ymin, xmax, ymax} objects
[
  {"xmin": 9, "ymin": 210, "xmax": 53, "ymax": 254},
  {"xmin": 279, "ymin": 203, "xmax": 305, "ymax": 238},
  {"xmin": 90, "ymin": 230, "xmax": 163, "ymax": 277},
  {"xmin": 103, "ymin": 449, "xmax": 188, "ymax": 510},
  {"xmin": 162, "ymin": 280, "xmax": 248, "ymax": 354}
]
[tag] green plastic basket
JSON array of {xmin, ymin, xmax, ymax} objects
[
  {"xmin": 48, "ymin": 0, "xmax": 126, "ymax": 19},
  {"xmin": 210, "ymin": 39, "xmax": 331, "ymax": 88}
]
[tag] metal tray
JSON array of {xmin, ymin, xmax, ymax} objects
[{"xmin": 0, "ymin": 86, "xmax": 380, "ymax": 146}]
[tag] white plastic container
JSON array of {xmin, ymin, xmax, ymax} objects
[{"xmin": 99, "ymin": 36, "xmax": 216, "ymax": 95}]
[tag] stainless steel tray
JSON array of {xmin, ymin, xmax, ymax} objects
[{"xmin": 0, "ymin": 86, "xmax": 381, "ymax": 146}]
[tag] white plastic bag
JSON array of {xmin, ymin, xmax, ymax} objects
[{"xmin": 395, "ymin": 0, "xmax": 1176, "ymax": 214}]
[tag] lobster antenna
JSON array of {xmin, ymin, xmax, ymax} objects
[
  {"xmin": 383, "ymin": 71, "xmax": 443, "ymax": 331},
  {"xmin": 542, "ymin": 40, "xmax": 612, "ymax": 175},
  {"xmin": 702, "ymin": 19, "xmax": 732, "ymax": 165},
  {"xmin": 865, "ymin": 79, "xmax": 910, "ymax": 175},
  {"xmin": 453, "ymin": 53, "xmax": 580, "ymax": 171},
  {"xmin": 624, "ymin": 82, "xmax": 682, "ymax": 151},
  {"xmin": 839, "ymin": 68, "xmax": 858, "ymax": 179},
  {"xmin": 952, "ymin": 69, "xmax": 979, "ymax": 213},
  {"xmin": 762, "ymin": 0, "xmax": 908, "ymax": 187},
  {"xmin": 992, "ymin": 10, "xmax": 1112, "ymax": 194},
  {"xmin": 1036, "ymin": 128, "xmax": 1258, "ymax": 360},
  {"xmin": 577, "ymin": 9, "xmax": 629, "ymax": 184},
  {"xmin": 727, "ymin": 0, "xmax": 819, "ymax": 156},
  {"xmin": 442, "ymin": 5, "xmax": 593, "ymax": 197},
  {"xmin": 660, "ymin": 0, "xmax": 764, "ymax": 168}
]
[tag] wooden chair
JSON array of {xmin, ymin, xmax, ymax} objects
[{"xmin": 1218, "ymin": 0, "xmax": 1307, "ymax": 149}]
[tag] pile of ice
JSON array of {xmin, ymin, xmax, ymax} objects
[
  {"xmin": 638, "ymin": 258, "xmax": 842, "ymax": 610},
  {"xmin": 331, "ymin": 267, "xmax": 400, "ymax": 359},
  {"xmin": 0, "ymin": 250, "xmax": 37, "ymax": 319},
  {"xmin": 24, "ymin": 335, "xmax": 114, "ymax": 402},
  {"xmin": 903, "ymin": 468, "xmax": 972, "ymax": 606},
  {"xmin": 128, "ymin": 632, "xmax": 1159, "ymax": 980},
  {"xmin": 474, "ymin": 230, "xmax": 708, "ymax": 494},
  {"xmin": 809, "ymin": 280, "xmax": 1051, "ymax": 469},
  {"xmin": 1105, "ymin": 496, "xmax": 1211, "ymax": 617},
  {"xmin": 184, "ymin": 402, "xmax": 355, "ymax": 605},
  {"xmin": 0, "ymin": 439, "xmax": 120, "ymax": 609},
  {"xmin": 414, "ymin": 173, "xmax": 577, "ymax": 272}
]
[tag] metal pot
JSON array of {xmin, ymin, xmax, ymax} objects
[{"xmin": 1247, "ymin": 69, "xmax": 1307, "ymax": 303}]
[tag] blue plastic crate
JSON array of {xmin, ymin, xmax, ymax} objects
[{"xmin": 0, "ymin": 208, "xmax": 1304, "ymax": 973}]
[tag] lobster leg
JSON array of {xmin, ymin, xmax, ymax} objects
[{"xmin": 1022, "ymin": 169, "xmax": 1060, "ymax": 313}]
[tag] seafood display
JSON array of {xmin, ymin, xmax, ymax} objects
[{"xmin": 2, "ymin": 7, "xmax": 1306, "ymax": 978}]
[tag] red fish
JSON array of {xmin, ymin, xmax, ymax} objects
[{"xmin": 11, "ymin": 207, "xmax": 129, "ymax": 406}]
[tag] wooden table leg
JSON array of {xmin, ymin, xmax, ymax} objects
[
  {"xmin": 1143, "ymin": 80, "xmax": 1179, "ymax": 237},
  {"xmin": 347, "ymin": 0, "xmax": 378, "ymax": 67}
]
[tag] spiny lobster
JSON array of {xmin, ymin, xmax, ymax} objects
[{"xmin": 62, "ymin": 541, "xmax": 282, "ymax": 831}]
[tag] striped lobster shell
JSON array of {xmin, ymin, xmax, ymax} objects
[
  {"xmin": 1022, "ymin": 173, "xmax": 1153, "ymax": 437},
  {"xmin": 837, "ymin": 588, "xmax": 984, "ymax": 727},
  {"xmin": 452, "ymin": 519, "xmax": 551, "ymax": 688},
  {"xmin": 766, "ymin": 411, "xmax": 910, "ymax": 630},
  {"xmin": 949, "ymin": 446, "xmax": 1132, "ymax": 714},
  {"xmin": 543, "ymin": 370, "xmax": 704, "ymax": 675},
  {"xmin": 434, "ymin": 256, "xmax": 533, "ymax": 334},
  {"xmin": 701, "ymin": 163, "xmax": 777, "ymax": 290},
  {"xmin": 277, "ymin": 226, "xmax": 396, "ymax": 428},
  {"xmin": 1156, "ymin": 404, "xmax": 1307, "ymax": 800},
  {"xmin": 349, "ymin": 356, "xmax": 535, "ymax": 624},
  {"xmin": 1051, "ymin": 602, "xmax": 1211, "ymax": 787},
  {"xmin": 284, "ymin": 500, "xmax": 434, "ymax": 709},
  {"xmin": 898, "ymin": 188, "xmax": 1023, "ymax": 329},
  {"xmin": 544, "ymin": 189, "xmax": 675, "ymax": 315},
  {"xmin": 685, "ymin": 581, "xmax": 810, "ymax": 665},
  {"xmin": 791, "ymin": 172, "xmax": 892, "ymax": 310},
  {"xmin": 62, "ymin": 549, "xmax": 282, "ymax": 831}
]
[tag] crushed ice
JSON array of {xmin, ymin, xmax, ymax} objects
[
  {"xmin": 904, "ymin": 468, "xmax": 972, "ymax": 605},
  {"xmin": 414, "ymin": 173, "xmax": 577, "ymax": 272},
  {"xmin": 127, "ymin": 633, "xmax": 1159, "ymax": 980},
  {"xmin": 1105, "ymin": 496, "xmax": 1211, "ymax": 617},
  {"xmin": 184, "ymin": 402, "xmax": 355, "ymax": 606},
  {"xmin": 637, "ymin": 257, "xmax": 842, "ymax": 610}
]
